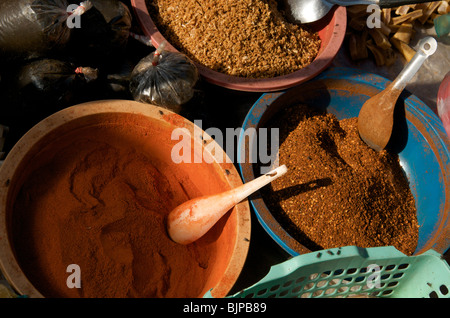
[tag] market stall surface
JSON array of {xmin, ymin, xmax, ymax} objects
[{"xmin": 0, "ymin": 0, "xmax": 448, "ymax": 298}]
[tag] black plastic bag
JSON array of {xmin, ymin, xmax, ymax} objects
[
  {"xmin": 67, "ymin": 0, "xmax": 132, "ymax": 67},
  {"xmin": 0, "ymin": 0, "xmax": 92, "ymax": 61},
  {"xmin": 129, "ymin": 43, "xmax": 199, "ymax": 113},
  {"xmin": 13, "ymin": 58, "xmax": 98, "ymax": 113}
]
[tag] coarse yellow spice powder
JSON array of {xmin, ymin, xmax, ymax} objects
[{"xmin": 147, "ymin": 0, "xmax": 321, "ymax": 78}]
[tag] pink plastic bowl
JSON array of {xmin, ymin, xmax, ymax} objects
[
  {"xmin": 131, "ymin": 0, "xmax": 347, "ymax": 92},
  {"xmin": 437, "ymin": 71, "xmax": 450, "ymax": 139}
]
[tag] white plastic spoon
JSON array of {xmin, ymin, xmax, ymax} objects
[{"xmin": 167, "ymin": 165, "xmax": 288, "ymax": 245}]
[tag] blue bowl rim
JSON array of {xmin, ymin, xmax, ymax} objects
[{"xmin": 237, "ymin": 66, "xmax": 450, "ymax": 256}]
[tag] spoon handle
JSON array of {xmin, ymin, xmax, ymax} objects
[
  {"xmin": 233, "ymin": 165, "xmax": 288, "ymax": 203},
  {"xmin": 392, "ymin": 37, "xmax": 437, "ymax": 91}
]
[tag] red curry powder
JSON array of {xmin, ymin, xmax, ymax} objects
[{"xmin": 11, "ymin": 123, "xmax": 215, "ymax": 298}]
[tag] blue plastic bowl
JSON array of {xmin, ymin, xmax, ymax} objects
[{"xmin": 238, "ymin": 67, "xmax": 450, "ymax": 256}]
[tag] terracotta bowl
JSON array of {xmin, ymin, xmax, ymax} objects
[
  {"xmin": 0, "ymin": 100, "xmax": 251, "ymax": 298},
  {"xmin": 130, "ymin": 0, "xmax": 347, "ymax": 92}
]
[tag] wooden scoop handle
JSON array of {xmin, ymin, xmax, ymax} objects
[{"xmin": 392, "ymin": 37, "xmax": 437, "ymax": 91}]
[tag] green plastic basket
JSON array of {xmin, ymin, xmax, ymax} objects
[{"xmin": 205, "ymin": 246, "xmax": 450, "ymax": 298}]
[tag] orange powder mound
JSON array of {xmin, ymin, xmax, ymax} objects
[{"xmin": 11, "ymin": 125, "xmax": 215, "ymax": 298}]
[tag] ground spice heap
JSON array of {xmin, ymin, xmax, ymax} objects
[
  {"xmin": 147, "ymin": 0, "xmax": 321, "ymax": 78},
  {"xmin": 12, "ymin": 126, "xmax": 214, "ymax": 298},
  {"xmin": 260, "ymin": 104, "xmax": 419, "ymax": 255}
]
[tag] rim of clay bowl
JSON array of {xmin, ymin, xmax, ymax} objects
[
  {"xmin": 237, "ymin": 67, "xmax": 450, "ymax": 257},
  {"xmin": 0, "ymin": 100, "xmax": 251, "ymax": 298},
  {"xmin": 130, "ymin": 0, "xmax": 347, "ymax": 92}
]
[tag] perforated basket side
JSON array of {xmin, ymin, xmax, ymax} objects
[{"xmin": 208, "ymin": 246, "xmax": 450, "ymax": 298}]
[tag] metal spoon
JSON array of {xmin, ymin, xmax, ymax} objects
[
  {"xmin": 357, "ymin": 36, "xmax": 437, "ymax": 152},
  {"xmin": 167, "ymin": 165, "xmax": 288, "ymax": 245},
  {"xmin": 284, "ymin": 0, "xmax": 432, "ymax": 24}
]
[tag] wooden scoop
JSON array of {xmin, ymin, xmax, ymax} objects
[
  {"xmin": 357, "ymin": 36, "xmax": 437, "ymax": 152},
  {"xmin": 167, "ymin": 165, "xmax": 288, "ymax": 245}
]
